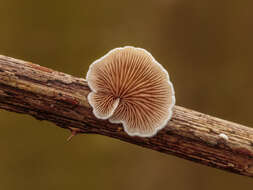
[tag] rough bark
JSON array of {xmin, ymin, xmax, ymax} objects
[{"xmin": 0, "ymin": 55, "xmax": 253, "ymax": 177}]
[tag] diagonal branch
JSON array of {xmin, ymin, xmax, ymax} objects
[{"xmin": 0, "ymin": 55, "xmax": 253, "ymax": 177}]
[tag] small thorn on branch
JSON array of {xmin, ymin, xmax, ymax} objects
[{"xmin": 67, "ymin": 127, "xmax": 82, "ymax": 142}]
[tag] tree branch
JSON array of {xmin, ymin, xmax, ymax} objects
[{"xmin": 0, "ymin": 55, "xmax": 253, "ymax": 177}]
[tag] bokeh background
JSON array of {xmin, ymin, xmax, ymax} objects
[{"xmin": 0, "ymin": 0, "xmax": 253, "ymax": 189}]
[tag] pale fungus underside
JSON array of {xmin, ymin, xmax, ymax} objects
[{"xmin": 86, "ymin": 46, "xmax": 175, "ymax": 137}]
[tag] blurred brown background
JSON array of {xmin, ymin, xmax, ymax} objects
[{"xmin": 0, "ymin": 0, "xmax": 253, "ymax": 189}]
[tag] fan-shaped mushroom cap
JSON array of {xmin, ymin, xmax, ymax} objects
[{"xmin": 86, "ymin": 46, "xmax": 175, "ymax": 137}]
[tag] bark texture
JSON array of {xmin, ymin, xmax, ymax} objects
[{"xmin": 0, "ymin": 55, "xmax": 253, "ymax": 177}]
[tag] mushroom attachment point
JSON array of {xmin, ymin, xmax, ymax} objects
[{"xmin": 86, "ymin": 46, "xmax": 175, "ymax": 137}]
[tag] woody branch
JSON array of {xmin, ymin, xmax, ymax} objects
[{"xmin": 0, "ymin": 55, "xmax": 253, "ymax": 177}]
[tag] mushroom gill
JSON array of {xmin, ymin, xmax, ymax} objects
[{"xmin": 86, "ymin": 46, "xmax": 175, "ymax": 137}]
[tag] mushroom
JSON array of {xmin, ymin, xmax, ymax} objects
[{"xmin": 86, "ymin": 46, "xmax": 175, "ymax": 137}]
